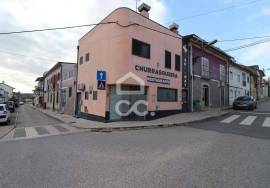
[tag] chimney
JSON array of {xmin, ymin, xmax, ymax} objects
[
  {"xmin": 169, "ymin": 22, "xmax": 179, "ymax": 34},
  {"xmin": 138, "ymin": 3, "xmax": 151, "ymax": 18}
]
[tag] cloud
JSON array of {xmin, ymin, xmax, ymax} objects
[{"xmin": 0, "ymin": 0, "xmax": 168, "ymax": 92}]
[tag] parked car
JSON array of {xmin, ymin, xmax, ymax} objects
[
  {"xmin": 233, "ymin": 96, "xmax": 257, "ymax": 110},
  {"xmin": 19, "ymin": 101, "xmax": 24, "ymax": 105},
  {"xmin": 7, "ymin": 101, "xmax": 15, "ymax": 113},
  {"xmin": 0, "ymin": 104, "xmax": 10, "ymax": 124}
]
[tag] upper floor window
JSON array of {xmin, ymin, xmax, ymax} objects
[
  {"xmin": 85, "ymin": 53, "xmax": 89, "ymax": 62},
  {"xmin": 79, "ymin": 56, "xmax": 83, "ymax": 64},
  {"xmin": 237, "ymin": 74, "xmax": 240, "ymax": 82},
  {"xmin": 220, "ymin": 65, "xmax": 226, "ymax": 81},
  {"xmin": 132, "ymin": 38, "xmax": 150, "ymax": 59},
  {"xmin": 201, "ymin": 57, "xmax": 209, "ymax": 78},
  {"xmin": 247, "ymin": 75, "xmax": 250, "ymax": 83},
  {"xmin": 165, "ymin": 50, "xmax": 171, "ymax": 69},
  {"xmin": 229, "ymin": 71, "xmax": 233, "ymax": 80},
  {"xmin": 242, "ymin": 73, "xmax": 247, "ymax": 87},
  {"xmin": 175, "ymin": 54, "xmax": 181, "ymax": 71}
]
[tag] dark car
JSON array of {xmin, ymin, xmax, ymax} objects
[{"xmin": 233, "ymin": 96, "xmax": 257, "ymax": 110}]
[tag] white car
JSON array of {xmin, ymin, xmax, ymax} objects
[{"xmin": 0, "ymin": 104, "xmax": 10, "ymax": 124}]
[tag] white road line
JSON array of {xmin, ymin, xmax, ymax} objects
[
  {"xmin": 221, "ymin": 115, "xmax": 241, "ymax": 123},
  {"xmin": 239, "ymin": 116, "xmax": 257, "ymax": 126},
  {"xmin": 239, "ymin": 112, "xmax": 270, "ymax": 115},
  {"xmin": 25, "ymin": 127, "xmax": 39, "ymax": 137},
  {"xmin": 262, "ymin": 117, "xmax": 270, "ymax": 127},
  {"xmin": 45, "ymin": 125, "xmax": 60, "ymax": 135}
]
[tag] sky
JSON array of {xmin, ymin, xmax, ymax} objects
[{"xmin": 0, "ymin": 0, "xmax": 269, "ymax": 93}]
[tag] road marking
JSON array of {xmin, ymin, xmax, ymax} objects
[
  {"xmin": 238, "ymin": 111, "xmax": 270, "ymax": 115},
  {"xmin": 239, "ymin": 116, "xmax": 257, "ymax": 126},
  {"xmin": 45, "ymin": 125, "xmax": 60, "ymax": 135},
  {"xmin": 25, "ymin": 127, "xmax": 39, "ymax": 137},
  {"xmin": 262, "ymin": 117, "xmax": 270, "ymax": 127},
  {"xmin": 221, "ymin": 115, "xmax": 241, "ymax": 123}
]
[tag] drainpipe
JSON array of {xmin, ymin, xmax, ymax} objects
[
  {"xmin": 189, "ymin": 43, "xmax": 193, "ymax": 112},
  {"xmin": 60, "ymin": 64, "xmax": 63, "ymax": 113},
  {"xmin": 74, "ymin": 45, "xmax": 79, "ymax": 117}
]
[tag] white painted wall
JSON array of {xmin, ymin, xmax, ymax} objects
[{"xmin": 229, "ymin": 66, "xmax": 251, "ymax": 105}]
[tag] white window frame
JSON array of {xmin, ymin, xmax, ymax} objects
[{"xmin": 201, "ymin": 57, "xmax": 209, "ymax": 78}]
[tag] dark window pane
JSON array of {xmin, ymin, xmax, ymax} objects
[
  {"xmin": 165, "ymin": 51, "xmax": 171, "ymax": 69},
  {"xmin": 175, "ymin": 54, "xmax": 181, "ymax": 71},
  {"xmin": 157, "ymin": 87, "xmax": 177, "ymax": 102},
  {"xmin": 85, "ymin": 91, "xmax": 89, "ymax": 100},
  {"xmin": 132, "ymin": 38, "xmax": 150, "ymax": 59},
  {"xmin": 68, "ymin": 87, "xmax": 72, "ymax": 97},
  {"xmin": 85, "ymin": 53, "xmax": 89, "ymax": 62},
  {"xmin": 79, "ymin": 56, "xmax": 83, "ymax": 64}
]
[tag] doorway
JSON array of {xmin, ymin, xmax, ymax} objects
[{"xmin": 202, "ymin": 84, "xmax": 209, "ymax": 107}]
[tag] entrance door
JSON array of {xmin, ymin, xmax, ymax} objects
[
  {"xmin": 182, "ymin": 89, "xmax": 188, "ymax": 112},
  {"xmin": 75, "ymin": 93, "xmax": 81, "ymax": 116},
  {"xmin": 202, "ymin": 85, "xmax": 209, "ymax": 107}
]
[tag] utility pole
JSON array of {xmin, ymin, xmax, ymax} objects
[{"xmin": 135, "ymin": 0, "xmax": 140, "ymax": 12}]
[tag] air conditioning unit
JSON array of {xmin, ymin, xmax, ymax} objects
[{"xmin": 78, "ymin": 83, "xmax": 85, "ymax": 91}]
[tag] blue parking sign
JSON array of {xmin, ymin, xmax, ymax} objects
[{"xmin": 97, "ymin": 71, "xmax": 106, "ymax": 81}]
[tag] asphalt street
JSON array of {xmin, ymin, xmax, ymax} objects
[
  {"xmin": 0, "ymin": 100, "xmax": 269, "ymax": 188},
  {"xmin": 15, "ymin": 104, "xmax": 61, "ymax": 127}
]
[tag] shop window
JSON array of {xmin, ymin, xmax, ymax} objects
[
  {"xmin": 68, "ymin": 87, "xmax": 72, "ymax": 97},
  {"xmin": 165, "ymin": 50, "xmax": 171, "ymax": 69},
  {"xmin": 85, "ymin": 91, "xmax": 89, "ymax": 100},
  {"xmin": 175, "ymin": 54, "xmax": 181, "ymax": 71},
  {"xmin": 85, "ymin": 53, "xmax": 89, "ymax": 62},
  {"xmin": 79, "ymin": 56, "xmax": 83, "ymax": 64},
  {"xmin": 132, "ymin": 38, "xmax": 150, "ymax": 59},
  {"xmin": 157, "ymin": 87, "xmax": 177, "ymax": 102}
]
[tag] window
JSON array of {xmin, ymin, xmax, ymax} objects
[
  {"xmin": 85, "ymin": 91, "xmax": 89, "ymax": 100},
  {"xmin": 175, "ymin": 54, "xmax": 181, "ymax": 71},
  {"xmin": 157, "ymin": 87, "xmax": 177, "ymax": 102},
  {"xmin": 201, "ymin": 57, "xmax": 209, "ymax": 78},
  {"xmin": 247, "ymin": 75, "xmax": 250, "ymax": 83},
  {"xmin": 220, "ymin": 65, "xmax": 226, "ymax": 81},
  {"xmin": 242, "ymin": 73, "xmax": 247, "ymax": 87},
  {"xmin": 56, "ymin": 91, "xmax": 59, "ymax": 104},
  {"xmin": 230, "ymin": 89, "xmax": 233, "ymax": 98},
  {"xmin": 237, "ymin": 74, "xmax": 240, "ymax": 82},
  {"xmin": 85, "ymin": 53, "xmax": 89, "ymax": 62},
  {"xmin": 229, "ymin": 71, "xmax": 233, "ymax": 80},
  {"xmin": 165, "ymin": 50, "xmax": 171, "ymax": 69},
  {"xmin": 79, "ymin": 56, "xmax": 83, "ymax": 64},
  {"xmin": 93, "ymin": 91, "xmax": 98, "ymax": 100},
  {"xmin": 68, "ymin": 87, "xmax": 72, "ymax": 97},
  {"xmin": 132, "ymin": 38, "xmax": 150, "ymax": 59}
]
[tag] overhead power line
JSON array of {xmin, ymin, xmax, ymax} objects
[
  {"xmin": 0, "ymin": 21, "xmax": 116, "ymax": 35},
  {"xmin": 224, "ymin": 38, "xmax": 270, "ymax": 52},
  {"xmin": 218, "ymin": 35, "xmax": 270, "ymax": 42},
  {"xmin": 171, "ymin": 0, "xmax": 268, "ymax": 22}
]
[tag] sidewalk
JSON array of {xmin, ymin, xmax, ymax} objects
[
  {"xmin": 0, "ymin": 125, "xmax": 14, "ymax": 139},
  {"xmin": 32, "ymin": 106, "xmax": 231, "ymax": 132}
]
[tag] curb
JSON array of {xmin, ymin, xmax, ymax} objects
[
  {"xmin": 31, "ymin": 105, "xmax": 231, "ymax": 132},
  {"xmin": 71, "ymin": 111, "xmax": 232, "ymax": 132}
]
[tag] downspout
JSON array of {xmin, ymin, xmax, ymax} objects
[
  {"xmin": 60, "ymin": 64, "xmax": 63, "ymax": 113},
  {"xmin": 189, "ymin": 42, "xmax": 193, "ymax": 112},
  {"xmin": 74, "ymin": 45, "xmax": 79, "ymax": 117}
]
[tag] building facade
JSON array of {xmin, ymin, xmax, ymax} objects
[
  {"xmin": 44, "ymin": 62, "xmax": 76, "ymax": 115},
  {"xmin": 76, "ymin": 5, "xmax": 182, "ymax": 122},
  {"xmin": 183, "ymin": 35, "xmax": 230, "ymax": 112},
  {"xmin": 228, "ymin": 62, "xmax": 251, "ymax": 105},
  {"xmin": 0, "ymin": 82, "xmax": 14, "ymax": 103}
]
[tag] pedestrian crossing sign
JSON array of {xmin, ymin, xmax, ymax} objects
[{"xmin": 97, "ymin": 80, "xmax": 106, "ymax": 90}]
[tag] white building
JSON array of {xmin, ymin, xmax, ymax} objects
[
  {"xmin": 229, "ymin": 63, "xmax": 251, "ymax": 105},
  {"xmin": 0, "ymin": 82, "xmax": 15, "ymax": 103}
]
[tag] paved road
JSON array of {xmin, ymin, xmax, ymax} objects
[
  {"xmin": 0, "ymin": 101, "xmax": 269, "ymax": 187},
  {"xmin": 15, "ymin": 104, "xmax": 61, "ymax": 127},
  {"xmin": 255, "ymin": 98, "xmax": 270, "ymax": 112}
]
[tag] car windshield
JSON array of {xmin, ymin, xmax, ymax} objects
[
  {"xmin": 0, "ymin": 106, "xmax": 4, "ymax": 111},
  {"xmin": 237, "ymin": 96, "xmax": 251, "ymax": 101}
]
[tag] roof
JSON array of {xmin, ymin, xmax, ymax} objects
[
  {"xmin": 183, "ymin": 34, "xmax": 232, "ymax": 60},
  {"xmin": 35, "ymin": 77, "xmax": 44, "ymax": 82},
  {"xmin": 0, "ymin": 82, "xmax": 15, "ymax": 90},
  {"xmin": 80, "ymin": 7, "xmax": 181, "ymax": 41},
  {"xmin": 229, "ymin": 62, "xmax": 255, "ymax": 75},
  {"xmin": 43, "ymin": 62, "xmax": 75, "ymax": 78}
]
